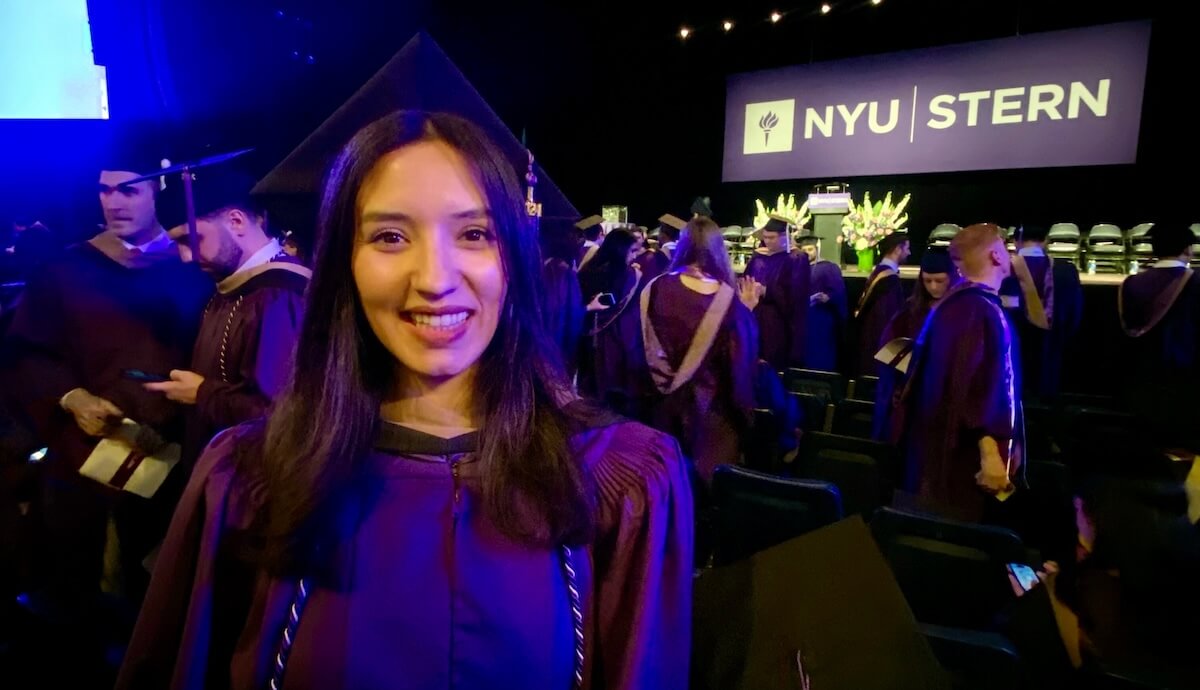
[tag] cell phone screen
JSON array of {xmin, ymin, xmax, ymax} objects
[
  {"xmin": 122, "ymin": 368, "xmax": 169, "ymax": 383},
  {"xmin": 1008, "ymin": 563, "xmax": 1040, "ymax": 592}
]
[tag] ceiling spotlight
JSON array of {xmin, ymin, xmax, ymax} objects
[
  {"xmin": 821, "ymin": 3, "xmax": 832, "ymax": 14},
  {"xmin": 679, "ymin": 26, "xmax": 691, "ymax": 39},
  {"xmin": 871, "ymin": 0, "xmax": 883, "ymax": 4},
  {"xmin": 770, "ymin": 11, "xmax": 782, "ymax": 23},
  {"xmin": 723, "ymin": 20, "xmax": 734, "ymax": 32}
]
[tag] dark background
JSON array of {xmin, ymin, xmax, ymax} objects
[{"xmin": 0, "ymin": 0, "xmax": 1192, "ymax": 247}]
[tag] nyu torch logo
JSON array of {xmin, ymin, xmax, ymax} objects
[
  {"xmin": 759, "ymin": 111, "xmax": 779, "ymax": 145},
  {"xmin": 743, "ymin": 99, "xmax": 795, "ymax": 154}
]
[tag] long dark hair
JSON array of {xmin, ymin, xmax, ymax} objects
[
  {"xmin": 578, "ymin": 228, "xmax": 636, "ymax": 299},
  {"xmin": 246, "ymin": 111, "xmax": 595, "ymax": 577},
  {"xmin": 669, "ymin": 216, "xmax": 736, "ymax": 287}
]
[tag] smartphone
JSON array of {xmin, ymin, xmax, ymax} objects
[
  {"xmin": 597, "ymin": 293, "xmax": 617, "ymax": 307},
  {"xmin": 1007, "ymin": 563, "xmax": 1040, "ymax": 592},
  {"xmin": 122, "ymin": 368, "xmax": 169, "ymax": 383}
]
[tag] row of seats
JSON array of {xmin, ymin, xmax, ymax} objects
[
  {"xmin": 706, "ymin": 467, "xmax": 1157, "ymax": 689},
  {"xmin": 929, "ymin": 222, "xmax": 1200, "ymax": 273}
]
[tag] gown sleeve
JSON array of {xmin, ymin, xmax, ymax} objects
[
  {"xmin": 588, "ymin": 422, "xmax": 694, "ymax": 689},
  {"xmin": 116, "ymin": 428, "xmax": 257, "ymax": 690},
  {"xmin": 5, "ymin": 260, "xmax": 79, "ymax": 407},
  {"xmin": 195, "ymin": 288, "xmax": 304, "ymax": 431},
  {"xmin": 787, "ymin": 253, "xmax": 812, "ymax": 368}
]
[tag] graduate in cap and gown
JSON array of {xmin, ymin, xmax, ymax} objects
[
  {"xmin": 630, "ymin": 225, "xmax": 669, "ymax": 287},
  {"xmin": 640, "ymin": 216, "xmax": 760, "ymax": 483},
  {"xmin": 576, "ymin": 228, "xmax": 649, "ymax": 415},
  {"xmin": 998, "ymin": 224, "xmax": 1083, "ymax": 401},
  {"xmin": 4, "ymin": 144, "xmax": 211, "ymax": 629},
  {"xmin": 117, "ymin": 111, "xmax": 692, "ymax": 690},
  {"xmin": 539, "ymin": 220, "xmax": 586, "ymax": 380},
  {"xmin": 1118, "ymin": 223, "xmax": 1200, "ymax": 450},
  {"xmin": 853, "ymin": 231, "xmax": 909, "ymax": 376},
  {"xmin": 872, "ymin": 249, "xmax": 960, "ymax": 443},
  {"xmin": 742, "ymin": 216, "xmax": 812, "ymax": 371},
  {"xmin": 655, "ymin": 214, "xmax": 686, "ymax": 262},
  {"xmin": 143, "ymin": 170, "xmax": 311, "ymax": 464},
  {"xmin": 897, "ymin": 224, "xmax": 1020, "ymax": 522},
  {"xmin": 796, "ymin": 234, "xmax": 847, "ymax": 372},
  {"xmin": 575, "ymin": 215, "xmax": 604, "ymax": 270}
]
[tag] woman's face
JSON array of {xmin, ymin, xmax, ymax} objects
[
  {"xmin": 922, "ymin": 271, "xmax": 951, "ymax": 300},
  {"xmin": 352, "ymin": 140, "xmax": 506, "ymax": 382}
]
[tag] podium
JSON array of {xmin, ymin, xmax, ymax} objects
[{"xmin": 807, "ymin": 192, "xmax": 851, "ymax": 263}]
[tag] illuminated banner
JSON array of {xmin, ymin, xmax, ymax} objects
[{"xmin": 723, "ymin": 21, "xmax": 1151, "ymax": 181}]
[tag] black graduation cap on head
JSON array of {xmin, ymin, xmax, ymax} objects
[
  {"xmin": 877, "ymin": 231, "xmax": 910, "ymax": 254},
  {"xmin": 795, "ymin": 232, "xmax": 819, "ymax": 246},
  {"xmin": 691, "ymin": 196, "xmax": 714, "ymax": 218},
  {"xmin": 920, "ymin": 248, "xmax": 954, "ymax": 274},
  {"xmin": 760, "ymin": 215, "xmax": 792, "ymax": 236},
  {"xmin": 1016, "ymin": 224, "xmax": 1048, "ymax": 243},
  {"xmin": 158, "ymin": 168, "xmax": 262, "ymax": 232},
  {"xmin": 253, "ymin": 31, "xmax": 577, "ymax": 219},
  {"xmin": 99, "ymin": 123, "xmax": 172, "ymax": 181}
]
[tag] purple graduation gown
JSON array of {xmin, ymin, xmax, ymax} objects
[
  {"xmin": 116, "ymin": 418, "xmax": 694, "ymax": 689},
  {"xmin": 641, "ymin": 274, "xmax": 759, "ymax": 482},
  {"xmin": 743, "ymin": 250, "xmax": 810, "ymax": 371},
  {"xmin": 854, "ymin": 265, "xmax": 906, "ymax": 376},
  {"xmin": 1119, "ymin": 266, "xmax": 1200, "ymax": 446},
  {"xmin": 186, "ymin": 257, "xmax": 308, "ymax": 462},
  {"xmin": 3, "ymin": 232, "xmax": 211, "ymax": 599},
  {"xmin": 805, "ymin": 259, "xmax": 847, "ymax": 372},
  {"xmin": 585, "ymin": 269, "xmax": 649, "ymax": 416},
  {"xmin": 541, "ymin": 258, "xmax": 585, "ymax": 380},
  {"xmin": 871, "ymin": 302, "xmax": 930, "ymax": 443},
  {"xmin": 900, "ymin": 283, "xmax": 1018, "ymax": 522},
  {"xmin": 998, "ymin": 256, "xmax": 1082, "ymax": 399}
]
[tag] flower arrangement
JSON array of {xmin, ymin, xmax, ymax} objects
[
  {"xmin": 840, "ymin": 191, "xmax": 911, "ymax": 251},
  {"xmin": 753, "ymin": 194, "xmax": 812, "ymax": 231}
]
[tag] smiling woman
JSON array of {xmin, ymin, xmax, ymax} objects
[{"xmin": 116, "ymin": 110, "xmax": 694, "ymax": 690}]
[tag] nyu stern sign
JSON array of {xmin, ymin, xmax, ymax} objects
[{"xmin": 723, "ymin": 21, "xmax": 1151, "ymax": 181}]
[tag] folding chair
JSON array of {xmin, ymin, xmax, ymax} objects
[
  {"xmin": 711, "ymin": 465, "xmax": 843, "ymax": 565},
  {"xmin": 783, "ymin": 368, "xmax": 846, "ymax": 403},
  {"xmin": 794, "ymin": 431, "xmax": 896, "ymax": 516},
  {"xmin": 870, "ymin": 507, "xmax": 1027, "ymax": 629},
  {"xmin": 830, "ymin": 398, "xmax": 875, "ymax": 439},
  {"xmin": 847, "ymin": 375, "xmax": 879, "ymax": 402},
  {"xmin": 788, "ymin": 391, "xmax": 834, "ymax": 433},
  {"xmin": 920, "ymin": 624, "xmax": 1023, "ymax": 690}
]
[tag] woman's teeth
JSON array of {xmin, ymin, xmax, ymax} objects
[{"xmin": 410, "ymin": 312, "xmax": 468, "ymax": 328}]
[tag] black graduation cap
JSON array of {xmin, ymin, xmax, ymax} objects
[
  {"xmin": 157, "ymin": 169, "xmax": 262, "ymax": 232},
  {"xmin": 1016, "ymin": 224, "xmax": 1048, "ymax": 243},
  {"xmin": 760, "ymin": 215, "xmax": 792, "ymax": 236},
  {"xmin": 658, "ymin": 214, "xmax": 687, "ymax": 231},
  {"xmin": 877, "ymin": 231, "xmax": 910, "ymax": 254},
  {"xmin": 691, "ymin": 196, "xmax": 714, "ymax": 218},
  {"xmin": 920, "ymin": 248, "xmax": 955, "ymax": 274},
  {"xmin": 692, "ymin": 517, "xmax": 949, "ymax": 690},
  {"xmin": 253, "ymin": 31, "xmax": 577, "ymax": 219},
  {"xmin": 99, "ymin": 124, "xmax": 173, "ymax": 180},
  {"xmin": 1145, "ymin": 222, "xmax": 1197, "ymax": 253},
  {"xmin": 795, "ymin": 233, "xmax": 820, "ymax": 246}
]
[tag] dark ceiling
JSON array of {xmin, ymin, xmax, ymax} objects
[{"xmin": 4, "ymin": 0, "xmax": 1191, "ymax": 239}]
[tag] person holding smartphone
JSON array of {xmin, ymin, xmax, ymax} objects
[
  {"xmin": 142, "ymin": 170, "xmax": 310, "ymax": 464},
  {"xmin": 576, "ymin": 228, "xmax": 648, "ymax": 414}
]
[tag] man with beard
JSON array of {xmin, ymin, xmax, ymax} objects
[{"xmin": 144, "ymin": 171, "xmax": 309, "ymax": 462}]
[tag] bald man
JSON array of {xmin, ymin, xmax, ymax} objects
[{"xmin": 897, "ymin": 224, "xmax": 1021, "ymax": 522}]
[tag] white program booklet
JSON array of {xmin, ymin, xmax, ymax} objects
[
  {"xmin": 874, "ymin": 337, "xmax": 914, "ymax": 375},
  {"xmin": 79, "ymin": 419, "xmax": 180, "ymax": 498}
]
